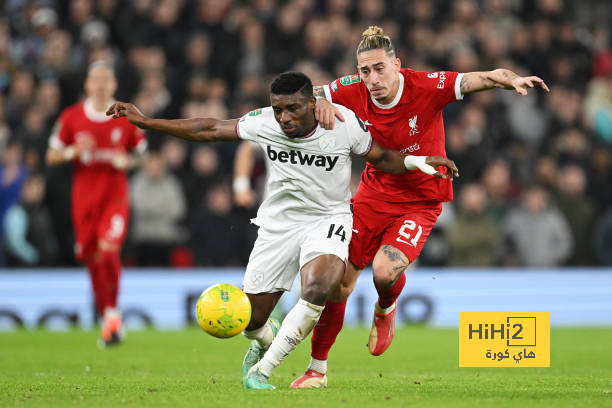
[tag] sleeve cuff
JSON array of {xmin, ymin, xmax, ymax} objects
[
  {"xmin": 235, "ymin": 121, "xmax": 243, "ymax": 140},
  {"xmin": 49, "ymin": 135, "xmax": 65, "ymax": 150},
  {"xmin": 455, "ymin": 73, "xmax": 464, "ymax": 100},
  {"xmin": 323, "ymin": 84, "xmax": 332, "ymax": 102},
  {"xmin": 134, "ymin": 139, "xmax": 147, "ymax": 154},
  {"xmin": 359, "ymin": 136, "xmax": 373, "ymax": 156}
]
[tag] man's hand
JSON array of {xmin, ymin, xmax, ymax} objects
[
  {"xmin": 510, "ymin": 76, "xmax": 550, "ymax": 96},
  {"xmin": 112, "ymin": 151, "xmax": 130, "ymax": 171},
  {"xmin": 234, "ymin": 189, "xmax": 257, "ymax": 209},
  {"xmin": 73, "ymin": 134, "xmax": 96, "ymax": 164},
  {"xmin": 315, "ymin": 98, "xmax": 344, "ymax": 130},
  {"xmin": 425, "ymin": 156, "xmax": 459, "ymax": 180},
  {"xmin": 106, "ymin": 102, "xmax": 148, "ymax": 128}
]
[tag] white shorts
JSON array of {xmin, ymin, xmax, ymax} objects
[{"xmin": 243, "ymin": 214, "xmax": 353, "ymax": 294}]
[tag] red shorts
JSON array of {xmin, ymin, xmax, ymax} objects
[
  {"xmin": 348, "ymin": 192, "xmax": 442, "ymax": 270},
  {"xmin": 72, "ymin": 202, "xmax": 129, "ymax": 261}
]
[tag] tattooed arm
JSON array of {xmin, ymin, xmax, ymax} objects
[
  {"xmin": 312, "ymin": 85, "xmax": 344, "ymax": 129},
  {"xmin": 313, "ymin": 86, "xmax": 326, "ymax": 98},
  {"xmin": 459, "ymin": 69, "xmax": 550, "ymax": 96}
]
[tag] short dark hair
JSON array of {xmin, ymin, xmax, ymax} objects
[{"xmin": 270, "ymin": 71, "xmax": 313, "ymax": 98}]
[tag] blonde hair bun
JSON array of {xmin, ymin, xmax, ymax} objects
[
  {"xmin": 362, "ymin": 26, "xmax": 384, "ymax": 38},
  {"xmin": 357, "ymin": 25, "xmax": 394, "ymax": 57}
]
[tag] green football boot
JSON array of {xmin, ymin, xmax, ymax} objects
[
  {"xmin": 244, "ymin": 367, "xmax": 275, "ymax": 390},
  {"xmin": 242, "ymin": 318, "xmax": 280, "ymax": 379}
]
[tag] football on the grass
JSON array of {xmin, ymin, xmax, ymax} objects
[{"xmin": 196, "ymin": 283, "xmax": 251, "ymax": 338}]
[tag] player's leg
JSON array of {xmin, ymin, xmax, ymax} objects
[
  {"xmin": 241, "ymin": 292, "xmax": 282, "ymax": 379},
  {"xmin": 97, "ymin": 210, "xmax": 128, "ymax": 347},
  {"xmin": 242, "ymin": 226, "xmax": 300, "ymax": 388},
  {"xmin": 294, "ymin": 200, "xmax": 382, "ymax": 388},
  {"xmin": 249, "ymin": 214, "xmax": 350, "ymax": 389},
  {"xmin": 292, "ymin": 260, "xmax": 361, "ymax": 388},
  {"xmin": 74, "ymin": 214, "xmax": 106, "ymax": 316},
  {"xmin": 368, "ymin": 203, "xmax": 442, "ymax": 356},
  {"xmin": 85, "ymin": 252, "xmax": 105, "ymax": 316},
  {"xmin": 252, "ymin": 254, "xmax": 345, "ymax": 388}
]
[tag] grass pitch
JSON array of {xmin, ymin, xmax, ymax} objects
[{"xmin": 0, "ymin": 327, "xmax": 610, "ymax": 407}]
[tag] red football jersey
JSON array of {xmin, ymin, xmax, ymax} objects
[
  {"xmin": 49, "ymin": 99, "xmax": 146, "ymax": 216},
  {"xmin": 324, "ymin": 68, "xmax": 464, "ymax": 203}
]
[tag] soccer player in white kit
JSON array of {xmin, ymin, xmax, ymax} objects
[{"xmin": 107, "ymin": 72, "xmax": 458, "ymax": 389}]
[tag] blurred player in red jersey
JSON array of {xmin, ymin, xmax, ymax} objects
[
  {"xmin": 291, "ymin": 26, "xmax": 549, "ymax": 388},
  {"xmin": 45, "ymin": 61, "xmax": 147, "ymax": 347}
]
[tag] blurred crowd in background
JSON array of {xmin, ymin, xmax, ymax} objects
[{"xmin": 1, "ymin": 0, "xmax": 612, "ymax": 268}]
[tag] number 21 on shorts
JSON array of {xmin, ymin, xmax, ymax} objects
[{"xmin": 396, "ymin": 220, "xmax": 422, "ymax": 247}]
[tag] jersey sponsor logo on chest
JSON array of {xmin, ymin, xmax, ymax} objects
[
  {"xmin": 400, "ymin": 143, "xmax": 420, "ymax": 153},
  {"xmin": 266, "ymin": 145, "xmax": 338, "ymax": 171}
]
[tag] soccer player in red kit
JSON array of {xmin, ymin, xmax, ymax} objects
[
  {"xmin": 46, "ymin": 61, "xmax": 146, "ymax": 347},
  {"xmin": 291, "ymin": 26, "xmax": 549, "ymax": 388}
]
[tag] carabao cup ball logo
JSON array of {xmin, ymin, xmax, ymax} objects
[{"xmin": 196, "ymin": 283, "xmax": 252, "ymax": 338}]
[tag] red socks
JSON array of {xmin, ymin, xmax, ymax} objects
[
  {"xmin": 86, "ymin": 251, "xmax": 122, "ymax": 316},
  {"xmin": 86, "ymin": 258, "xmax": 106, "ymax": 316},
  {"xmin": 311, "ymin": 300, "xmax": 347, "ymax": 360},
  {"xmin": 99, "ymin": 250, "xmax": 122, "ymax": 309},
  {"xmin": 375, "ymin": 272, "xmax": 406, "ymax": 309},
  {"xmin": 309, "ymin": 273, "xmax": 407, "ymax": 360}
]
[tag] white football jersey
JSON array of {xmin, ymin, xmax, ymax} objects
[{"xmin": 237, "ymin": 105, "xmax": 372, "ymax": 230}]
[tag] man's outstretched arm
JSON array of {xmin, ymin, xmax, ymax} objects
[
  {"xmin": 107, "ymin": 102, "xmax": 239, "ymax": 142},
  {"xmin": 460, "ymin": 69, "xmax": 550, "ymax": 95},
  {"xmin": 364, "ymin": 140, "xmax": 459, "ymax": 179}
]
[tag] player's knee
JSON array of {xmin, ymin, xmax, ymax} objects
[
  {"xmin": 301, "ymin": 280, "xmax": 331, "ymax": 306},
  {"xmin": 327, "ymin": 281, "xmax": 352, "ymax": 302},
  {"xmin": 372, "ymin": 260, "xmax": 405, "ymax": 288},
  {"xmin": 98, "ymin": 240, "xmax": 120, "ymax": 253}
]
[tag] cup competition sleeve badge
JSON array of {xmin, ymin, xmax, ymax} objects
[{"xmin": 459, "ymin": 312, "xmax": 550, "ymax": 367}]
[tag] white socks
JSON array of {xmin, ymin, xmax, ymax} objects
[
  {"xmin": 308, "ymin": 357, "xmax": 327, "ymax": 374},
  {"xmin": 257, "ymin": 299, "xmax": 324, "ymax": 377},
  {"xmin": 243, "ymin": 320, "xmax": 275, "ymax": 349},
  {"xmin": 375, "ymin": 301, "xmax": 396, "ymax": 315},
  {"xmin": 103, "ymin": 307, "xmax": 121, "ymax": 320}
]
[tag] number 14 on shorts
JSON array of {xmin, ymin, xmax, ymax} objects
[{"xmin": 326, "ymin": 224, "xmax": 347, "ymax": 242}]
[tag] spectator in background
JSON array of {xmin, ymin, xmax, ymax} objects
[
  {"xmin": 481, "ymin": 157, "xmax": 515, "ymax": 224},
  {"xmin": 190, "ymin": 182, "xmax": 250, "ymax": 266},
  {"xmin": 501, "ymin": 184, "xmax": 572, "ymax": 267},
  {"xmin": 445, "ymin": 123, "xmax": 486, "ymax": 191},
  {"xmin": 586, "ymin": 147, "xmax": 612, "ymax": 210},
  {"xmin": 447, "ymin": 183, "xmax": 499, "ymax": 267},
  {"xmin": 555, "ymin": 165, "xmax": 597, "ymax": 265},
  {"xmin": 1, "ymin": 0, "xmax": 612, "ymax": 267},
  {"xmin": 0, "ymin": 140, "xmax": 28, "ymax": 266},
  {"xmin": 4, "ymin": 174, "xmax": 57, "ymax": 266},
  {"xmin": 4, "ymin": 70, "xmax": 35, "ymax": 129},
  {"xmin": 129, "ymin": 150, "xmax": 187, "ymax": 266},
  {"xmin": 533, "ymin": 156, "xmax": 559, "ymax": 193},
  {"xmin": 15, "ymin": 105, "xmax": 50, "ymax": 172},
  {"xmin": 184, "ymin": 145, "xmax": 221, "ymax": 213},
  {"xmin": 160, "ymin": 137, "xmax": 188, "ymax": 177},
  {"xmin": 594, "ymin": 206, "xmax": 612, "ymax": 266},
  {"xmin": 584, "ymin": 73, "xmax": 612, "ymax": 146}
]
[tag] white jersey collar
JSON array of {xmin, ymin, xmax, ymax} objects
[
  {"xmin": 84, "ymin": 98, "xmax": 113, "ymax": 122},
  {"xmin": 370, "ymin": 72, "xmax": 404, "ymax": 109}
]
